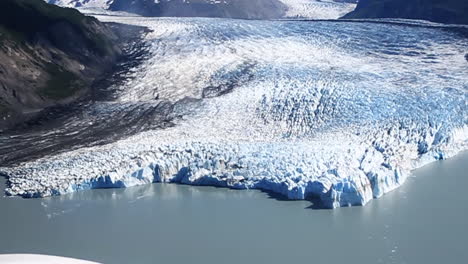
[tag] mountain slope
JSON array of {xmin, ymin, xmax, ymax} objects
[
  {"xmin": 343, "ymin": 0, "xmax": 468, "ymax": 24},
  {"xmin": 0, "ymin": 0, "xmax": 121, "ymax": 129},
  {"xmin": 46, "ymin": 0, "xmax": 359, "ymax": 19},
  {"xmin": 45, "ymin": 0, "xmax": 113, "ymax": 9},
  {"xmin": 109, "ymin": 0, "xmax": 288, "ymax": 19}
]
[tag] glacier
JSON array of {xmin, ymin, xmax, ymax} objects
[
  {"xmin": 279, "ymin": 0, "xmax": 356, "ymax": 19},
  {"xmin": 1, "ymin": 15, "xmax": 467, "ymax": 208},
  {"xmin": 45, "ymin": 0, "xmax": 114, "ymax": 9},
  {"xmin": 46, "ymin": 0, "xmax": 357, "ymax": 20}
]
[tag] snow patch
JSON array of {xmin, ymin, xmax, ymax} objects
[{"xmin": 279, "ymin": 0, "xmax": 356, "ymax": 19}]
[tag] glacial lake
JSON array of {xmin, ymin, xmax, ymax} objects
[{"xmin": 1, "ymin": 152, "xmax": 467, "ymax": 264}]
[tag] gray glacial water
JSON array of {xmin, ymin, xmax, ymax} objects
[{"xmin": 1, "ymin": 152, "xmax": 467, "ymax": 264}]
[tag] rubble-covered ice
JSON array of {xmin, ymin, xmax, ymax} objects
[{"xmin": 1, "ymin": 16, "xmax": 467, "ymax": 208}]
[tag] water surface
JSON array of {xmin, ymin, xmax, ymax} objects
[{"xmin": 1, "ymin": 152, "xmax": 467, "ymax": 264}]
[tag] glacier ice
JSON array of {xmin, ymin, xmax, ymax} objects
[
  {"xmin": 279, "ymin": 0, "xmax": 356, "ymax": 19},
  {"xmin": 1, "ymin": 15, "xmax": 467, "ymax": 208},
  {"xmin": 45, "ymin": 0, "xmax": 113, "ymax": 9},
  {"xmin": 47, "ymin": 0, "xmax": 357, "ymax": 20}
]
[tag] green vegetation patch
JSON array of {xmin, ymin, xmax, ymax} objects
[
  {"xmin": 0, "ymin": 101, "xmax": 11, "ymax": 116},
  {"xmin": 39, "ymin": 63, "xmax": 82, "ymax": 100},
  {"xmin": 0, "ymin": 0, "xmax": 114, "ymax": 55},
  {"xmin": 0, "ymin": 0, "xmax": 89, "ymax": 34},
  {"xmin": 0, "ymin": 25, "xmax": 24, "ymax": 43}
]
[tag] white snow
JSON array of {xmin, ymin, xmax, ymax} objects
[
  {"xmin": 279, "ymin": 0, "xmax": 356, "ymax": 19},
  {"xmin": 2, "ymin": 15, "xmax": 467, "ymax": 208},
  {"xmin": 46, "ymin": 0, "xmax": 356, "ymax": 19},
  {"xmin": 45, "ymin": 0, "xmax": 114, "ymax": 9}
]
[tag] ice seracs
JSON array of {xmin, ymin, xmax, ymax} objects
[{"xmin": 1, "ymin": 15, "xmax": 467, "ymax": 208}]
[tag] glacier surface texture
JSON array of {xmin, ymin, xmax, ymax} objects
[{"xmin": 1, "ymin": 15, "xmax": 467, "ymax": 208}]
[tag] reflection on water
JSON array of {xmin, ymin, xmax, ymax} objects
[{"xmin": 1, "ymin": 152, "xmax": 468, "ymax": 264}]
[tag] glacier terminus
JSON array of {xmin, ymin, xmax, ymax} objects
[{"xmin": 1, "ymin": 13, "xmax": 467, "ymax": 209}]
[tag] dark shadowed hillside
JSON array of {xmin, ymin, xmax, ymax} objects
[
  {"xmin": 0, "ymin": 0, "xmax": 121, "ymax": 129},
  {"xmin": 343, "ymin": 0, "xmax": 468, "ymax": 24},
  {"xmin": 109, "ymin": 0, "xmax": 288, "ymax": 19}
]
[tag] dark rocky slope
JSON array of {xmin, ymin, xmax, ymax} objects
[
  {"xmin": 109, "ymin": 0, "xmax": 288, "ymax": 19},
  {"xmin": 0, "ymin": 0, "xmax": 121, "ymax": 130},
  {"xmin": 343, "ymin": 0, "xmax": 468, "ymax": 25}
]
